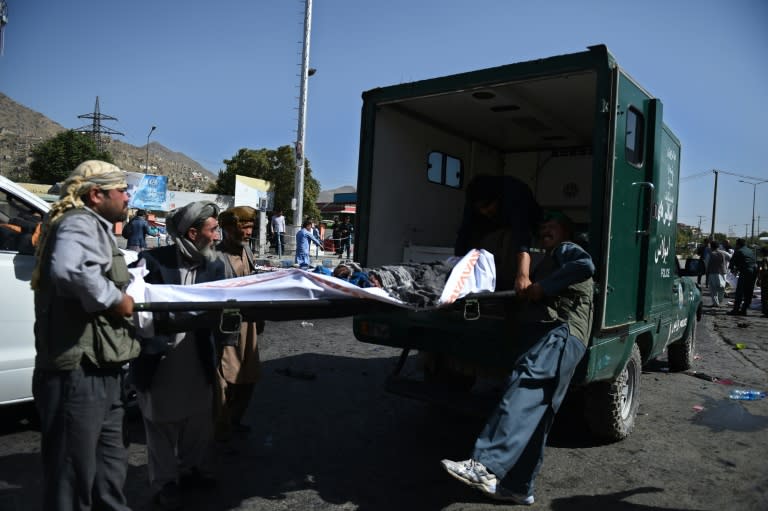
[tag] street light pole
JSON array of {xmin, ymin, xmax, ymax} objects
[
  {"xmin": 146, "ymin": 125, "xmax": 156, "ymax": 174},
  {"xmin": 739, "ymin": 179, "xmax": 768, "ymax": 242},
  {"xmin": 709, "ymin": 169, "xmax": 719, "ymax": 239}
]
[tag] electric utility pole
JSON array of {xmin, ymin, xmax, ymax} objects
[
  {"xmin": 293, "ymin": 0, "xmax": 313, "ymax": 227},
  {"xmin": 709, "ymin": 169, "xmax": 718, "ymax": 239}
]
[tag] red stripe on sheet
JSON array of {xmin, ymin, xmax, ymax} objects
[{"xmin": 444, "ymin": 249, "xmax": 479, "ymax": 304}]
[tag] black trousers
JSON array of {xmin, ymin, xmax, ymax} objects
[
  {"xmin": 33, "ymin": 364, "xmax": 130, "ymax": 511},
  {"xmin": 734, "ymin": 270, "xmax": 757, "ymax": 312}
]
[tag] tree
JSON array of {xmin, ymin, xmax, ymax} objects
[
  {"xmin": 676, "ymin": 223, "xmax": 695, "ymax": 256},
  {"xmin": 210, "ymin": 145, "xmax": 320, "ymax": 224},
  {"xmin": 29, "ymin": 131, "xmax": 113, "ymax": 184}
]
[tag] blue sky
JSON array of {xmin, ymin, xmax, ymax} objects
[{"xmin": 2, "ymin": 0, "xmax": 767, "ymax": 235}]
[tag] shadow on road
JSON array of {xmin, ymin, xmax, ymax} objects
[
  {"xmin": 0, "ymin": 403, "xmax": 38, "ymax": 435},
  {"xmin": 550, "ymin": 486, "xmax": 706, "ymax": 511},
  {"xmin": 151, "ymin": 351, "xmax": 607, "ymax": 511},
  {"xmin": 0, "ymin": 351, "xmax": 616, "ymax": 511}
]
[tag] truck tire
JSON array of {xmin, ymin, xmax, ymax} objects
[
  {"xmin": 584, "ymin": 343, "xmax": 641, "ymax": 442},
  {"xmin": 668, "ymin": 318, "xmax": 696, "ymax": 372}
]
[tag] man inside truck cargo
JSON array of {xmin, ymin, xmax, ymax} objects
[
  {"xmin": 455, "ymin": 175, "xmax": 541, "ymax": 292},
  {"xmin": 442, "ymin": 211, "xmax": 594, "ymax": 505}
]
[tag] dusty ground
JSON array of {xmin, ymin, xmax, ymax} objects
[{"xmin": 1, "ymin": 308, "xmax": 767, "ymax": 511}]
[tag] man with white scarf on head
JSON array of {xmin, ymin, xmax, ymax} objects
[
  {"xmin": 32, "ymin": 160, "xmax": 137, "ymax": 511},
  {"xmin": 129, "ymin": 200, "xmax": 227, "ymax": 511}
]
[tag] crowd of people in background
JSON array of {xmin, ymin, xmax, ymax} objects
[
  {"xmin": 125, "ymin": 207, "xmax": 357, "ymax": 267},
  {"xmin": 695, "ymin": 237, "xmax": 766, "ymax": 317}
]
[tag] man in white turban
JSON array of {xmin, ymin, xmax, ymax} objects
[{"xmin": 129, "ymin": 200, "xmax": 228, "ymax": 510}]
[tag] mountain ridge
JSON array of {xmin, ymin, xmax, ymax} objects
[
  {"xmin": 0, "ymin": 92, "xmax": 215, "ymax": 191},
  {"xmin": 0, "ymin": 93, "xmax": 356, "ymax": 196}
]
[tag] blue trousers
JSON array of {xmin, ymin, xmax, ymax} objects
[
  {"xmin": 33, "ymin": 365, "xmax": 130, "ymax": 511},
  {"xmin": 275, "ymin": 232, "xmax": 284, "ymax": 257},
  {"xmin": 473, "ymin": 323, "xmax": 586, "ymax": 496}
]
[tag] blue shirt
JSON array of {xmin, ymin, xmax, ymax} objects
[
  {"xmin": 127, "ymin": 216, "xmax": 151, "ymax": 248},
  {"xmin": 535, "ymin": 241, "xmax": 595, "ymax": 296},
  {"xmin": 295, "ymin": 228, "xmax": 322, "ymax": 267}
]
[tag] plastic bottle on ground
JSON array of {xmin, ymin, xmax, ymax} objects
[{"xmin": 728, "ymin": 389, "xmax": 766, "ymax": 401}]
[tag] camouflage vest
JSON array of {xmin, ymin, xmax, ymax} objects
[
  {"xmin": 526, "ymin": 246, "xmax": 594, "ymax": 345},
  {"xmin": 34, "ymin": 208, "xmax": 139, "ymax": 370}
]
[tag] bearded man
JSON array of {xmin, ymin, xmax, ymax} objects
[
  {"xmin": 441, "ymin": 212, "xmax": 594, "ymax": 505},
  {"xmin": 32, "ymin": 160, "xmax": 137, "ymax": 511},
  {"xmin": 214, "ymin": 206, "xmax": 263, "ymax": 440},
  {"xmin": 129, "ymin": 200, "xmax": 225, "ymax": 510}
]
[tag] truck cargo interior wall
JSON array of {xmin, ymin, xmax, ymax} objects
[
  {"xmin": 532, "ymin": 151, "xmax": 594, "ymax": 226},
  {"xmin": 367, "ymin": 106, "xmax": 502, "ymax": 266}
]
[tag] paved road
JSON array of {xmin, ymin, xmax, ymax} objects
[{"xmin": 1, "ymin": 298, "xmax": 766, "ymax": 511}]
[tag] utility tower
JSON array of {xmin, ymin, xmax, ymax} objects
[
  {"xmin": 0, "ymin": 0, "xmax": 7, "ymax": 56},
  {"xmin": 75, "ymin": 96, "xmax": 124, "ymax": 152}
]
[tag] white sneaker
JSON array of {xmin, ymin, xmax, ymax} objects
[
  {"xmin": 440, "ymin": 458, "xmax": 534, "ymax": 505},
  {"xmin": 492, "ymin": 485, "xmax": 536, "ymax": 505}
]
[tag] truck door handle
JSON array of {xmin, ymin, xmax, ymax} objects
[{"xmin": 631, "ymin": 181, "xmax": 655, "ymax": 235}]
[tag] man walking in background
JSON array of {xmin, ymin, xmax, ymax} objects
[
  {"xmin": 728, "ymin": 238, "xmax": 758, "ymax": 316},
  {"xmin": 295, "ymin": 219, "xmax": 323, "ymax": 269},
  {"xmin": 271, "ymin": 209, "xmax": 286, "ymax": 257},
  {"xmin": 706, "ymin": 240, "xmax": 728, "ymax": 307},
  {"xmin": 758, "ymin": 246, "xmax": 768, "ymax": 318},
  {"xmin": 125, "ymin": 208, "xmax": 152, "ymax": 252}
]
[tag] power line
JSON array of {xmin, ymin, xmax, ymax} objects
[
  {"xmin": 716, "ymin": 169, "xmax": 765, "ymax": 182},
  {"xmin": 680, "ymin": 170, "xmax": 711, "ymax": 181}
]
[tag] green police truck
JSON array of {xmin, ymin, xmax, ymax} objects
[{"xmin": 351, "ymin": 45, "xmax": 702, "ymax": 441}]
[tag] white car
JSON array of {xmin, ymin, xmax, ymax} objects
[{"xmin": 0, "ymin": 175, "xmax": 136, "ymax": 406}]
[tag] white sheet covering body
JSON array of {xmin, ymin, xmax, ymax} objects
[{"xmin": 127, "ymin": 249, "xmax": 496, "ymax": 336}]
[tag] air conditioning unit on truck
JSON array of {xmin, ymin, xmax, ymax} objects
[{"xmin": 352, "ymin": 45, "xmax": 702, "ymax": 441}]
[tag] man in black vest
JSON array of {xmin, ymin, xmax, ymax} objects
[
  {"xmin": 442, "ymin": 212, "xmax": 594, "ymax": 505},
  {"xmin": 32, "ymin": 160, "xmax": 137, "ymax": 511}
]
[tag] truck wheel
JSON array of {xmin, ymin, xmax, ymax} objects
[
  {"xmin": 668, "ymin": 319, "xmax": 696, "ymax": 372},
  {"xmin": 584, "ymin": 343, "xmax": 641, "ymax": 442}
]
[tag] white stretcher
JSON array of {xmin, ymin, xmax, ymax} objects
[{"xmin": 127, "ymin": 249, "xmax": 501, "ymax": 335}]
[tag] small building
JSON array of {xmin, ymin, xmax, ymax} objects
[{"xmin": 316, "ymin": 192, "xmax": 356, "ymax": 222}]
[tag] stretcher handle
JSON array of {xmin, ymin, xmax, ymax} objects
[{"xmin": 132, "ymin": 298, "xmax": 405, "ymax": 312}]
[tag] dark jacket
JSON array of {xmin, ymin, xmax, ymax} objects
[
  {"xmin": 128, "ymin": 245, "xmax": 226, "ymax": 390},
  {"xmin": 126, "ymin": 216, "xmax": 151, "ymax": 248},
  {"xmin": 454, "ymin": 176, "xmax": 542, "ymax": 290},
  {"xmin": 730, "ymin": 245, "xmax": 757, "ymax": 274},
  {"xmin": 528, "ymin": 241, "xmax": 595, "ymax": 345}
]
